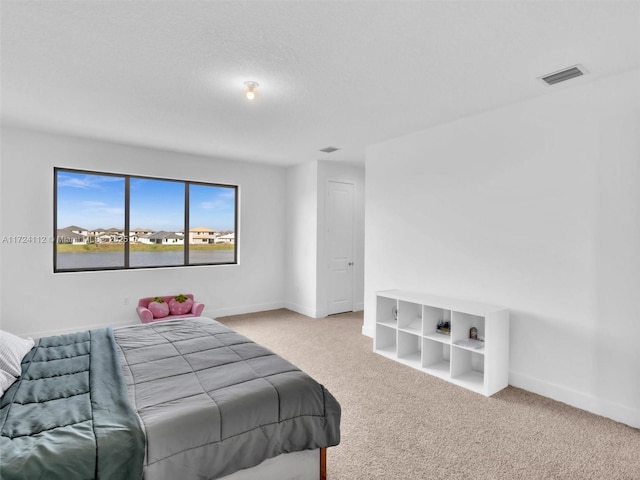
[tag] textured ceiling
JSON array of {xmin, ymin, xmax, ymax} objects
[{"xmin": 2, "ymin": 1, "xmax": 639, "ymax": 166}]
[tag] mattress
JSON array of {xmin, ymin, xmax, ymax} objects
[{"xmin": 114, "ymin": 317, "xmax": 341, "ymax": 480}]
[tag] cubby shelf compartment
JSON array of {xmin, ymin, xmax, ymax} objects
[
  {"xmin": 374, "ymin": 323, "xmax": 396, "ymax": 359},
  {"xmin": 421, "ymin": 338, "xmax": 450, "ymax": 380},
  {"xmin": 397, "ymin": 331, "xmax": 422, "ymax": 369},
  {"xmin": 376, "ymin": 295, "xmax": 398, "ymax": 328},
  {"xmin": 373, "ymin": 290, "xmax": 509, "ymax": 397}
]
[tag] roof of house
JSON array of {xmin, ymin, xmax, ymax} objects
[
  {"xmin": 146, "ymin": 231, "xmax": 182, "ymax": 240},
  {"xmin": 57, "ymin": 228, "xmax": 85, "ymax": 240}
]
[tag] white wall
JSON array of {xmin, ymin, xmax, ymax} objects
[
  {"xmin": 284, "ymin": 160, "xmax": 365, "ymax": 317},
  {"xmin": 284, "ymin": 161, "xmax": 319, "ymax": 317},
  {"xmin": 0, "ymin": 136, "xmax": 3, "ymax": 319},
  {"xmin": 0, "ymin": 127, "xmax": 287, "ymax": 337},
  {"xmin": 364, "ymin": 68, "xmax": 640, "ymax": 428}
]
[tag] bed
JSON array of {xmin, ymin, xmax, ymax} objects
[{"xmin": 0, "ymin": 317, "xmax": 341, "ymax": 479}]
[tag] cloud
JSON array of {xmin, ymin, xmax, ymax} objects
[
  {"xmin": 216, "ymin": 190, "xmax": 236, "ymax": 201},
  {"xmin": 58, "ymin": 173, "xmax": 122, "ymax": 189},
  {"xmin": 57, "ymin": 176, "xmax": 94, "ymax": 189},
  {"xmin": 198, "ymin": 199, "xmax": 234, "ymax": 212},
  {"xmin": 199, "ymin": 193, "xmax": 234, "ymax": 211}
]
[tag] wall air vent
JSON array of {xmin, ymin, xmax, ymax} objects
[
  {"xmin": 319, "ymin": 146, "xmax": 340, "ymax": 153},
  {"xmin": 539, "ymin": 64, "xmax": 587, "ymax": 86}
]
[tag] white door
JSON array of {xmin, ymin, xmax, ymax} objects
[{"xmin": 326, "ymin": 181, "xmax": 354, "ymax": 315}]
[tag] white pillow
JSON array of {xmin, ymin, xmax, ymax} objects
[
  {"xmin": 0, "ymin": 369, "xmax": 18, "ymax": 396},
  {"xmin": 0, "ymin": 330, "xmax": 35, "ymax": 377}
]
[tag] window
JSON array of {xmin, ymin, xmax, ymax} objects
[
  {"xmin": 54, "ymin": 168, "xmax": 237, "ymax": 272},
  {"xmin": 189, "ymin": 183, "xmax": 236, "ymax": 265},
  {"xmin": 130, "ymin": 178, "xmax": 185, "ymax": 268}
]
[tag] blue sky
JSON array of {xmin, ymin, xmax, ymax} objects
[{"xmin": 57, "ymin": 171, "xmax": 236, "ymax": 232}]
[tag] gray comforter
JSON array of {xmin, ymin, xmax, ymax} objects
[
  {"xmin": 0, "ymin": 329, "xmax": 145, "ymax": 480},
  {"xmin": 114, "ymin": 317, "xmax": 341, "ymax": 480}
]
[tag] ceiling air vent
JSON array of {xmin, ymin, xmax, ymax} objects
[
  {"xmin": 539, "ymin": 65, "xmax": 587, "ymax": 86},
  {"xmin": 319, "ymin": 146, "xmax": 340, "ymax": 153}
]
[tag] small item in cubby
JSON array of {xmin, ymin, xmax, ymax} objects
[
  {"xmin": 436, "ymin": 320, "xmax": 451, "ymax": 335},
  {"xmin": 470, "ymin": 327, "xmax": 478, "ymax": 339},
  {"xmin": 392, "ymin": 306, "xmax": 398, "ymax": 322}
]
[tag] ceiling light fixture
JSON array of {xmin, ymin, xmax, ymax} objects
[
  {"xmin": 320, "ymin": 146, "xmax": 340, "ymax": 153},
  {"xmin": 244, "ymin": 81, "xmax": 259, "ymax": 100}
]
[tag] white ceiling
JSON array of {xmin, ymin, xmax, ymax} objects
[{"xmin": 2, "ymin": 1, "xmax": 639, "ymax": 167}]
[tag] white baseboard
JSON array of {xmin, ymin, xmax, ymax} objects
[
  {"xmin": 509, "ymin": 370, "xmax": 640, "ymax": 429},
  {"xmin": 361, "ymin": 323, "xmax": 375, "ymax": 338},
  {"xmin": 25, "ymin": 319, "xmax": 138, "ymax": 339},
  {"xmin": 211, "ymin": 301, "xmax": 286, "ymax": 318},
  {"xmin": 284, "ymin": 302, "xmax": 318, "ymax": 319},
  {"xmin": 284, "ymin": 301, "xmax": 364, "ymax": 319}
]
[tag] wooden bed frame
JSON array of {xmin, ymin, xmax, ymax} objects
[{"xmin": 321, "ymin": 447, "xmax": 327, "ymax": 480}]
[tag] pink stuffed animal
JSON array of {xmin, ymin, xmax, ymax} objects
[
  {"xmin": 169, "ymin": 294, "xmax": 193, "ymax": 316},
  {"xmin": 148, "ymin": 297, "xmax": 170, "ymax": 319}
]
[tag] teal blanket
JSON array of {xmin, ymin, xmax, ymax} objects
[{"xmin": 0, "ymin": 328, "xmax": 145, "ymax": 479}]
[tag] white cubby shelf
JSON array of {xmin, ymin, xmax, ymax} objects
[{"xmin": 374, "ymin": 290, "xmax": 510, "ymax": 396}]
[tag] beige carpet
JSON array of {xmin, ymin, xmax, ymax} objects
[{"xmin": 219, "ymin": 309, "xmax": 639, "ymax": 480}]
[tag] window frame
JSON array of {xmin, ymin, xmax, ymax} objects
[{"xmin": 53, "ymin": 167, "xmax": 238, "ymax": 273}]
